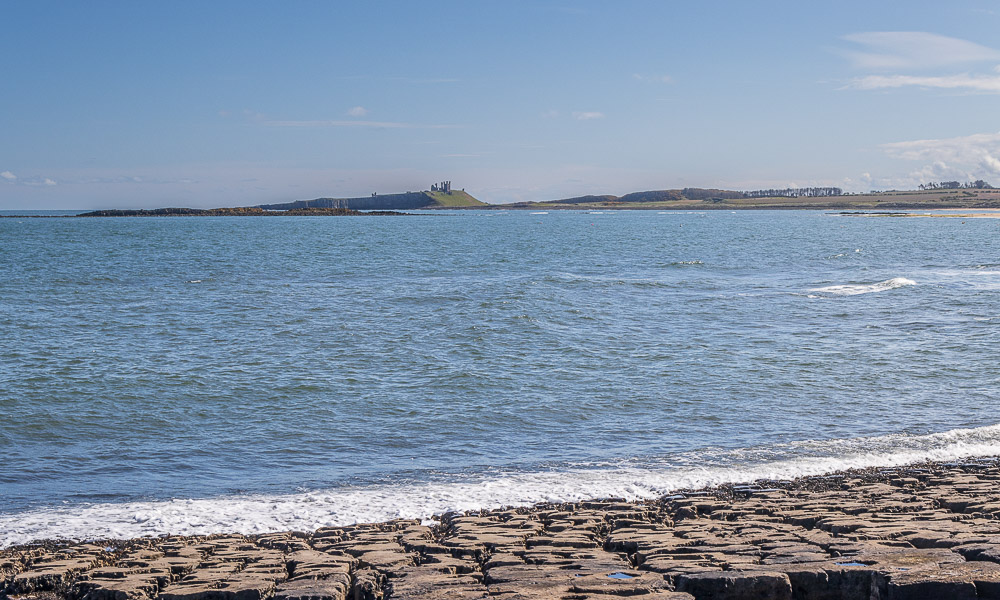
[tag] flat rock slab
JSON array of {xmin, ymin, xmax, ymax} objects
[{"xmin": 8, "ymin": 459, "xmax": 1000, "ymax": 599}]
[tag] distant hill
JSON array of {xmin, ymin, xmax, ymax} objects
[
  {"xmin": 536, "ymin": 188, "xmax": 749, "ymax": 206},
  {"xmin": 259, "ymin": 189, "xmax": 485, "ymax": 211},
  {"xmin": 504, "ymin": 186, "xmax": 1000, "ymax": 210},
  {"xmin": 545, "ymin": 194, "xmax": 620, "ymax": 205}
]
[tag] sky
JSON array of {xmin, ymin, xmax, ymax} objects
[{"xmin": 3, "ymin": 1, "xmax": 1000, "ymax": 208}]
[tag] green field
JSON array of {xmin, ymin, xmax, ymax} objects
[{"xmin": 425, "ymin": 190, "xmax": 487, "ymax": 207}]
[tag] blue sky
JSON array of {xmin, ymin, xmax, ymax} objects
[{"xmin": 3, "ymin": 1, "xmax": 1000, "ymax": 208}]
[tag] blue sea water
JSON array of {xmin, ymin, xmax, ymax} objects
[{"xmin": 3, "ymin": 209, "xmax": 1000, "ymax": 544}]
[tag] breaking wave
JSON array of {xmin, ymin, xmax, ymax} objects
[
  {"xmin": 3, "ymin": 423, "xmax": 1000, "ymax": 548},
  {"xmin": 809, "ymin": 277, "xmax": 916, "ymax": 296}
]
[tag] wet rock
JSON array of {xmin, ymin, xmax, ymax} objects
[{"xmin": 569, "ymin": 571, "xmax": 670, "ymax": 596}]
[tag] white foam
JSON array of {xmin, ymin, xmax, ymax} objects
[
  {"xmin": 3, "ymin": 423, "xmax": 1000, "ymax": 548},
  {"xmin": 809, "ymin": 277, "xmax": 916, "ymax": 296}
]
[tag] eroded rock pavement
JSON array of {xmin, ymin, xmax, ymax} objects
[{"xmin": 6, "ymin": 459, "xmax": 1000, "ymax": 599}]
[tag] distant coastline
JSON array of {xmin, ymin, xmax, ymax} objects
[
  {"xmin": 0, "ymin": 207, "xmax": 411, "ymax": 218},
  {"xmin": 256, "ymin": 184, "xmax": 1000, "ymax": 212},
  {"xmin": 493, "ymin": 186, "xmax": 1000, "ymax": 211},
  {"xmin": 8, "ymin": 183, "xmax": 1000, "ymax": 215}
]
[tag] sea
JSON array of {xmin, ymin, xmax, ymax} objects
[{"xmin": 2, "ymin": 209, "xmax": 1000, "ymax": 547}]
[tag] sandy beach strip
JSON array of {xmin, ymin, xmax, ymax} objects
[{"xmin": 5, "ymin": 457, "xmax": 1000, "ymax": 599}]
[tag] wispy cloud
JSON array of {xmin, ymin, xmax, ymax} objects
[
  {"xmin": 242, "ymin": 109, "xmax": 266, "ymax": 122},
  {"xmin": 572, "ymin": 111, "xmax": 605, "ymax": 120},
  {"xmin": 838, "ymin": 32, "xmax": 1000, "ymax": 94},
  {"xmin": 264, "ymin": 120, "xmax": 456, "ymax": 129},
  {"xmin": 347, "ymin": 106, "xmax": 369, "ymax": 117},
  {"xmin": 0, "ymin": 171, "xmax": 60, "ymax": 186},
  {"xmin": 839, "ymin": 32, "xmax": 1000, "ymax": 70},
  {"xmin": 848, "ymin": 73, "xmax": 1000, "ymax": 93},
  {"xmin": 17, "ymin": 176, "xmax": 59, "ymax": 187},
  {"xmin": 632, "ymin": 73, "xmax": 673, "ymax": 84}
]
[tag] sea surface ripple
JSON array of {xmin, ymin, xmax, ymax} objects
[{"xmin": 2, "ymin": 209, "xmax": 1000, "ymax": 545}]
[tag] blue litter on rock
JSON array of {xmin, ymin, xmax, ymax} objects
[{"xmin": 608, "ymin": 573, "xmax": 635, "ymax": 579}]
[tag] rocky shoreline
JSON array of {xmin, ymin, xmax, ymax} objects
[
  {"xmin": 5, "ymin": 458, "xmax": 1000, "ymax": 599},
  {"xmin": 0, "ymin": 208, "xmax": 412, "ymax": 218}
]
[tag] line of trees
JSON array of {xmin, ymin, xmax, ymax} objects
[
  {"xmin": 743, "ymin": 187, "xmax": 843, "ymax": 199},
  {"xmin": 919, "ymin": 180, "xmax": 993, "ymax": 190}
]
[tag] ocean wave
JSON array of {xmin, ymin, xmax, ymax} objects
[
  {"xmin": 3, "ymin": 423, "xmax": 1000, "ymax": 548},
  {"xmin": 809, "ymin": 277, "xmax": 916, "ymax": 296},
  {"xmin": 545, "ymin": 273, "xmax": 672, "ymax": 288}
]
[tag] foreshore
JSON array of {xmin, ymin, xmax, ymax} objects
[{"xmin": 4, "ymin": 457, "xmax": 1000, "ymax": 600}]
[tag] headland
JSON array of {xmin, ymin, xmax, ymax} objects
[
  {"xmin": 6, "ymin": 457, "xmax": 1000, "ymax": 600},
  {"xmin": 258, "ymin": 182, "xmax": 486, "ymax": 212}
]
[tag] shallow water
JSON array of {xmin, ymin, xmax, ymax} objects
[{"xmin": 2, "ymin": 209, "xmax": 1000, "ymax": 545}]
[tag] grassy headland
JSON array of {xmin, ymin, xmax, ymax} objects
[
  {"xmin": 425, "ymin": 190, "xmax": 485, "ymax": 207},
  {"xmin": 259, "ymin": 190, "xmax": 485, "ymax": 211}
]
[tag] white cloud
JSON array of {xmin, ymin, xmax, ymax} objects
[
  {"xmin": 881, "ymin": 131, "xmax": 1000, "ymax": 162},
  {"xmin": 347, "ymin": 106, "xmax": 369, "ymax": 117},
  {"xmin": 879, "ymin": 131, "xmax": 1000, "ymax": 183},
  {"xmin": 44, "ymin": 178, "xmax": 57, "ymax": 186},
  {"xmin": 572, "ymin": 111, "xmax": 605, "ymax": 120},
  {"xmin": 983, "ymin": 155, "xmax": 1000, "ymax": 173},
  {"xmin": 840, "ymin": 32, "xmax": 1000, "ymax": 70},
  {"xmin": 0, "ymin": 171, "xmax": 16, "ymax": 181},
  {"xmin": 848, "ymin": 73, "xmax": 1000, "ymax": 93},
  {"xmin": 910, "ymin": 160, "xmax": 970, "ymax": 181}
]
